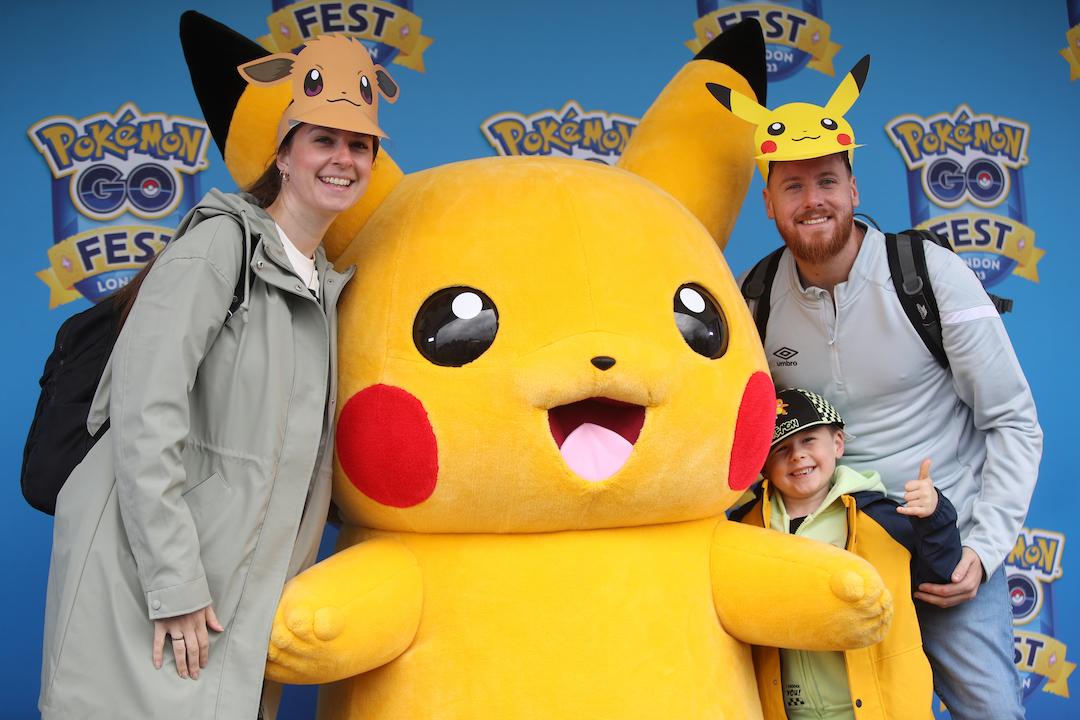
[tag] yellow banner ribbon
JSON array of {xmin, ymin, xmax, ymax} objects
[
  {"xmin": 261, "ymin": 0, "xmax": 433, "ymax": 72},
  {"xmin": 915, "ymin": 213, "xmax": 1044, "ymax": 282},
  {"xmin": 36, "ymin": 268, "xmax": 83, "ymax": 309},
  {"xmin": 686, "ymin": 3, "xmax": 841, "ymax": 76},
  {"xmin": 1062, "ymin": 23, "xmax": 1080, "ymax": 81},
  {"xmin": 37, "ymin": 226, "xmax": 170, "ymax": 308},
  {"xmin": 1015, "ymin": 630, "xmax": 1076, "ymax": 698}
]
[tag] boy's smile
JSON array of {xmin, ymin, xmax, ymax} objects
[{"xmin": 764, "ymin": 425, "xmax": 844, "ymax": 517}]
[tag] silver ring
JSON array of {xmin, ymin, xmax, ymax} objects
[{"xmin": 172, "ymin": 634, "xmax": 185, "ymax": 642}]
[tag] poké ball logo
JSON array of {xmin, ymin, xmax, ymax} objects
[
  {"xmin": 688, "ymin": 1, "xmax": 841, "ymax": 80},
  {"xmin": 1005, "ymin": 528, "xmax": 1075, "ymax": 700},
  {"xmin": 28, "ymin": 104, "xmax": 211, "ymax": 308},
  {"xmin": 481, "ymin": 101, "xmax": 639, "ymax": 165},
  {"xmin": 885, "ymin": 105, "xmax": 1045, "ymax": 289},
  {"xmin": 258, "ymin": 0, "xmax": 433, "ymax": 72}
]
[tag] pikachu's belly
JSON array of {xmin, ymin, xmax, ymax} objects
[{"xmin": 320, "ymin": 518, "xmax": 762, "ymax": 720}]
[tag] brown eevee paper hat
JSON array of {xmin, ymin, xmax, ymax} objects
[{"xmin": 237, "ymin": 33, "xmax": 399, "ymax": 147}]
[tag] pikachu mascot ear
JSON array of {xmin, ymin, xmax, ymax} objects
[
  {"xmin": 618, "ymin": 19, "xmax": 766, "ymax": 251},
  {"xmin": 179, "ymin": 11, "xmax": 404, "ymax": 262}
]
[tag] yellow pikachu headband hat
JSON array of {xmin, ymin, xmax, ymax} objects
[
  {"xmin": 706, "ymin": 55, "xmax": 870, "ymax": 181},
  {"xmin": 237, "ymin": 33, "xmax": 399, "ymax": 148}
]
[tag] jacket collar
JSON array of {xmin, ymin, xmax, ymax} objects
[
  {"xmin": 221, "ymin": 192, "xmax": 355, "ymax": 302},
  {"xmin": 780, "ymin": 220, "xmax": 884, "ymax": 308}
]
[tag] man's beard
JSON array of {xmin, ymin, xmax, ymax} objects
[{"xmin": 777, "ymin": 207, "xmax": 854, "ymax": 264}]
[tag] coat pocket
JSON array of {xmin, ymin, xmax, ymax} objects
[{"xmin": 182, "ymin": 472, "xmax": 231, "ymax": 518}]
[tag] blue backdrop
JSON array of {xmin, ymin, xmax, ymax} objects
[{"xmin": 4, "ymin": 1, "xmax": 1077, "ymax": 717}]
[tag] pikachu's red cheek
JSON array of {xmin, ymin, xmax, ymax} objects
[
  {"xmin": 727, "ymin": 372, "xmax": 776, "ymax": 491},
  {"xmin": 336, "ymin": 384, "xmax": 438, "ymax": 508}
]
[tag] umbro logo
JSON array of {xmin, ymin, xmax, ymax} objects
[{"xmin": 772, "ymin": 346, "xmax": 799, "ymax": 367}]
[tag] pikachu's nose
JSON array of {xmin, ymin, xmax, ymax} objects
[{"xmin": 591, "ymin": 356, "xmax": 616, "ymax": 371}]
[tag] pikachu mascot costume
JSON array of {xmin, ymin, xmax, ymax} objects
[{"xmin": 182, "ymin": 14, "xmax": 892, "ymax": 719}]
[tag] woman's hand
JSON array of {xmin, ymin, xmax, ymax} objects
[{"xmin": 152, "ymin": 605, "xmax": 224, "ymax": 679}]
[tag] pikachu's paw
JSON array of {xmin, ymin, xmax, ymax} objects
[
  {"xmin": 265, "ymin": 602, "xmax": 347, "ymax": 683},
  {"xmin": 274, "ymin": 604, "xmax": 346, "ymax": 645},
  {"xmin": 829, "ymin": 568, "xmax": 893, "ymax": 647}
]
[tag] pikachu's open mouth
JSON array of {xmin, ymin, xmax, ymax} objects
[{"xmin": 548, "ymin": 398, "xmax": 646, "ymax": 482}]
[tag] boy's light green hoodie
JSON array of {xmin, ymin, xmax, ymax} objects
[{"xmin": 768, "ymin": 465, "xmax": 886, "ymax": 720}]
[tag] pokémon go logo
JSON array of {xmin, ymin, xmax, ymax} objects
[
  {"xmin": 30, "ymin": 104, "xmax": 207, "ymax": 222},
  {"xmin": 28, "ymin": 103, "xmax": 211, "ymax": 308},
  {"xmin": 886, "ymin": 105, "xmax": 1044, "ymax": 290},
  {"xmin": 1004, "ymin": 528, "xmax": 1075, "ymax": 702}
]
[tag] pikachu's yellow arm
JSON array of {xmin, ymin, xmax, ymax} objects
[
  {"xmin": 710, "ymin": 522, "xmax": 893, "ymax": 650},
  {"xmin": 265, "ymin": 538, "xmax": 422, "ymax": 684}
]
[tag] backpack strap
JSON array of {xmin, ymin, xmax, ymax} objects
[
  {"xmin": 740, "ymin": 246, "xmax": 785, "ymax": 342},
  {"xmin": 226, "ymin": 211, "xmax": 258, "ymax": 319},
  {"xmin": 885, "ymin": 231, "xmax": 949, "ymax": 369}
]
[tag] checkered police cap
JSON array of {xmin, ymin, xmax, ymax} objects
[{"xmin": 772, "ymin": 387, "xmax": 844, "ymax": 447}]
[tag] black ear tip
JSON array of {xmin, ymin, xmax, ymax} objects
[
  {"xmin": 179, "ymin": 12, "xmax": 270, "ymax": 158},
  {"xmin": 692, "ymin": 18, "xmax": 766, "ymax": 106},
  {"xmin": 850, "ymin": 55, "xmax": 871, "ymax": 89},
  {"xmin": 179, "ymin": 10, "xmax": 211, "ymax": 38},
  {"xmin": 706, "ymin": 82, "xmax": 732, "ymax": 109}
]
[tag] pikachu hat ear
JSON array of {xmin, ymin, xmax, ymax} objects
[
  {"xmin": 706, "ymin": 54, "xmax": 871, "ymax": 181},
  {"xmin": 619, "ymin": 19, "xmax": 766, "ymax": 251}
]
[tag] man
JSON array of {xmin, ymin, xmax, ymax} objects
[{"xmin": 710, "ymin": 58, "xmax": 1043, "ymax": 719}]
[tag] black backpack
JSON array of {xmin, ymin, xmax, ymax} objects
[
  {"xmin": 740, "ymin": 222, "xmax": 1012, "ymax": 369},
  {"xmin": 21, "ymin": 227, "xmax": 254, "ymax": 515}
]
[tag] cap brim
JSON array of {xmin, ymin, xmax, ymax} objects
[
  {"xmin": 286, "ymin": 104, "xmax": 389, "ymax": 140},
  {"xmin": 756, "ymin": 143, "xmax": 863, "ymax": 163}
]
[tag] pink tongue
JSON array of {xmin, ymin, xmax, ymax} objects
[{"xmin": 559, "ymin": 422, "xmax": 634, "ymax": 482}]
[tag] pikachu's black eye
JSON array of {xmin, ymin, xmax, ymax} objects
[
  {"xmin": 821, "ymin": 117, "xmax": 838, "ymax": 130},
  {"xmin": 304, "ymin": 69, "xmax": 323, "ymax": 97},
  {"xmin": 767, "ymin": 122, "xmax": 785, "ymax": 136},
  {"xmin": 674, "ymin": 284, "xmax": 728, "ymax": 359},
  {"xmin": 413, "ymin": 287, "xmax": 499, "ymax": 366}
]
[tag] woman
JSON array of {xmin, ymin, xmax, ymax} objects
[{"xmin": 39, "ymin": 24, "xmax": 398, "ymax": 720}]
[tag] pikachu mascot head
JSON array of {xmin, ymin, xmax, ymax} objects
[{"xmin": 183, "ymin": 14, "xmax": 892, "ymax": 719}]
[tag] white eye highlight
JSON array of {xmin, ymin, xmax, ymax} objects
[
  {"xmin": 679, "ymin": 287, "xmax": 706, "ymax": 314},
  {"xmin": 452, "ymin": 292, "xmax": 483, "ymax": 320}
]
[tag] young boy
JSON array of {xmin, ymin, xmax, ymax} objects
[{"xmin": 730, "ymin": 388, "xmax": 963, "ymax": 720}]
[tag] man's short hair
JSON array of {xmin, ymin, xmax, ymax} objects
[{"xmin": 767, "ymin": 152, "xmax": 852, "ymax": 185}]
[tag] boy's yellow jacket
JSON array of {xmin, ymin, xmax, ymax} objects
[{"xmin": 731, "ymin": 473, "xmax": 962, "ymax": 720}]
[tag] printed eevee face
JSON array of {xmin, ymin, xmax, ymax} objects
[
  {"xmin": 237, "ymin": 34, "xmax": 398, "ymax": 145},
  {"xmin": 331, "ymin": 157, "xmax": 774, "ymax": 533}
]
